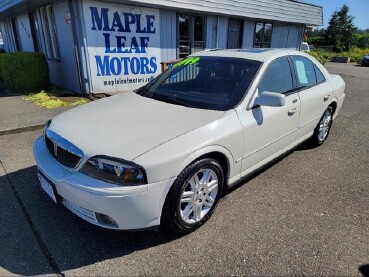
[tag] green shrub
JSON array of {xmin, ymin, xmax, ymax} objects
[
  {"xmin": 307, "ymin": 48, "xmax": 369, "ymax": 63},
  {"xmin": 354, "ymin": 33, "xmax": 369, "ymax": 49},
  {"xmin": 0, "ymin": 52, "xmax": 49, "ymax": 94},
  {"xmin": 339, "ymin": 47, "xmax": 369, "ymax": 62},
  {"xmin": 307, "ymin": 50, "xmax": 329, "ymax": 65}
]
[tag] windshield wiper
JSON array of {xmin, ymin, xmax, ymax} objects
[{"xmin": 151, "ymin": 94, "xmax": 195, "ymax": 108}]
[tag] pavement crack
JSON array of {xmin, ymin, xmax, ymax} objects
[{"xmin": 0, "ymin": 160, "xmax": 63, "ymax": 276}]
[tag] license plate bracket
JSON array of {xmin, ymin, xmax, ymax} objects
[{"xmin": 37, "ymin": 171, "xmax": 59, "ymax": 204}]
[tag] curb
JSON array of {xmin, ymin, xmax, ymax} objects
[{"xmin": 0, "ymin": 123, "xmax": 44, "ymax": 136}]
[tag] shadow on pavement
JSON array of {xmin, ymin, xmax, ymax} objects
[
  {"xmin": 0, "ymin": 165, "xmax": 181, "ymax": 276},
  {"xmin": 0, "ymin": 80, "xmax": 16, "ymax": 97},
  {"xmin": 359, "ymin": 264, "xmax": 369, "ymax": 277},
  {"xmin": 225, "ymin": 139, "xmax": 312, "ymax": 196}
]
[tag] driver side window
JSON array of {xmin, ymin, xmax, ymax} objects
[{"xmin": 258, "ymin": 57, "xmax": 294, "ymax": 94}]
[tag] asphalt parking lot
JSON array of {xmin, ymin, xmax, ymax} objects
[{"xmin": 0, "ymin": 63, "xmax": 368, "ymax": 276}]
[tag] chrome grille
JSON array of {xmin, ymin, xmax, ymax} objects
[{"xmin": 45, "ymin": 131, "xmax": 83, "ymax": 168}]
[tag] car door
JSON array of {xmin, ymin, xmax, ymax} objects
[
  {"xmin": 237, "ymin": 56, "xmax": 301, "ymax": 177},
  {"xmin": 290, "ymin": 55, "xmax": 333, "ymax": 135}
]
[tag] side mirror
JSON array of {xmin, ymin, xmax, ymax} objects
[{"xmin": 254, "ymin": 91, "xmax": 286, "ymax": 107}]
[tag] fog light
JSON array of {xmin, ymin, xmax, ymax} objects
[{"xmin": 95, "ymin": 212, "xmax": 118, "ymax": 228}]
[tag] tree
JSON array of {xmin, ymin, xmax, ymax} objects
[
  {"xmin": 355, "ymin": 33, "xmax": 369, "ymax": 48},
  {"xmin": 325, "ymin": 5, "xmax": 357, "ymax": 52}
]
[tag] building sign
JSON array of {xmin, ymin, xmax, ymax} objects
[{"xmin": 83, "ymin": 1, "xmax": 161, "ymax": 93}]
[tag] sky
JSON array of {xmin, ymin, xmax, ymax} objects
[{"xmin": 303, "ymin": 0, "xmax": 369, "ymax": 29}]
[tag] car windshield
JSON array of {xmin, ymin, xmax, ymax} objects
[{"xmin": 137, "ymin": 56, "xmax": 261, "ymax": 110}]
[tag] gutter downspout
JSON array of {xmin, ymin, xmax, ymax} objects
[{"xmin": 68, "ymin": 0, "xmax": 85, "ymax": 94}]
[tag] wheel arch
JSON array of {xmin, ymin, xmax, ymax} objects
[
  {"xmin": 329, "ymin": 101, "xmax": 338, "ymax": 115},
  {"xmin": 177, "ymin": 146, "xmax": 234, "ymax": 186},
  {"xmin": 192, "ymin": 152, "xmax": 230, "ymax": 186},
  {"xmin": 156, "ymin": 146, "xmax": 235, "ymax": 221}
]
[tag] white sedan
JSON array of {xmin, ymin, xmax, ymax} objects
[{"xmin": 33, "ymin": 49, "xmax": 345, "ymax": 233}]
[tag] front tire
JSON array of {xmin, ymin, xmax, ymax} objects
[
  {"xmin": 161, "ymin": 158, "xmax": 224, "ymax": 234},
  {"xmin": 310, "ymin": 106, "xmax": 333, "ymax": 147}
]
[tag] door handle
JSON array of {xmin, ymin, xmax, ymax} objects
[
  {"xmin": 288, "ymin": 107, "xmax": 299, "ymax": 116},
  {"xmin": 324, "ymin": 95, "xmax": 331, "ymax": 101}
]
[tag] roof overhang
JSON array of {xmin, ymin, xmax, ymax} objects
[
  {"xmin": 0, "ymin": 0, "xmax": 323, "ymax": 26},
  {"xmin": 0, "ymin": 0, "xmax": 63, "ymax": 20}
]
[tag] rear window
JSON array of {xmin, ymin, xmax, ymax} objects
[
  {"xmin": 314, "ymin": 65, "xmax": 326, "ymax": 83},
  {"xmin": 291, "ymin": 56, "xmax": 317, "ymax": 87}
]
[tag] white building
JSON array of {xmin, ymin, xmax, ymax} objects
[{"xmin": 0, "ymin": 0, "xmax": 322, "ymax": 95}]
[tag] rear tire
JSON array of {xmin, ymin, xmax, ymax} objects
[
  {"xmin": 161, "ymin": 158, "xmax": 224, "ymax": 234},
  {"xmin": 310, "ymin": 106, "xmax": 333, "ymax": 147}
]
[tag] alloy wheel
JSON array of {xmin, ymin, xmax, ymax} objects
[
  {"xmin": 178, "ymin": 168, "xmax": 219, "ymax": 224},
  {"xmin": 318, "ymin": 109, "xmax": 332, "ymax": 141}
]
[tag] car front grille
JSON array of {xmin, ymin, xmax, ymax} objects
[{"xmin": 45, "ymin": 134, "xmax": 82, "ymax": 168}]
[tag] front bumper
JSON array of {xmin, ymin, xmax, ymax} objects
[{"xmin": 33, "ymin": 136, "xmax": 175, "ymax": 230}]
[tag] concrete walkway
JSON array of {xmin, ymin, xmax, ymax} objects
[{"xmin": 0, "ymin": 82, "xmax": 72, "ymax": 136}]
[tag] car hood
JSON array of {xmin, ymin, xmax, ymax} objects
[{"xmin": 49, "ymin": 92, "xmax": 224, "ymax": 161}]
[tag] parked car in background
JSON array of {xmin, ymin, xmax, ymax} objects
[
  {"xmin": 309, "ymin": 44, "xmax": 316, "ymax": 51},
  {"xmin": 34, "ymin": 49, "xmax": 346, "ymax": 234},
  {"xmin": 360, "ymin": 54, "xmax": 369, "ymax": 66},
  {"xmin": 300, "ymin": 42, "xmax": 311, "ymax": 52}
]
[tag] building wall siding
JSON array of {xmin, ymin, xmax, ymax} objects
[
  {"xmin": 271, "ymin": 23, "xmax": 304, "ymax": 49},
  {"xmin": 160, "ymin": 9, "xmax": 177, "ymax": 61},
  {"xmin": 0, "ymin": 0, "xmax": 23, "ymax": 13},
  {"xmin": 47, "ymin": 1, "xmax": 80, "ymax": 93},
  {"xmin": 2, "ymin": 19, "xmax": 17, "ymax": 52},
  {"xmin": 206, "ymin": 15, "xmax": 217, "ymax": 49},
  {"xmin": 123, "ymin": 0, "xmax": 322, "ymax": 26},
  {"xmin": 216, "ymin": 16, "xmax": 228, "ymax": 48},
  {"xmin": 287, "ymin": 25, "xmax": 304, "ymax": 49},
  {"xmin": 16, "ymin": 13, "xmax": 34, "ymax": 51},
  {"xmin": 242, "ymin": 20, "xmax": 255, "ymax": 48}
]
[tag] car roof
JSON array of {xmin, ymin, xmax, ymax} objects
[{"xmin": 192, "ymin": 48, "xmax": 306, "ymax": 62}]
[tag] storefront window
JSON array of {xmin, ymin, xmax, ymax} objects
[
  {"xmin": 178, "ymin": 14, "xmax": 205, "ymax": 58},
  {"xmin": 193, "ymin": 16, "xmax": 205, "ymax": 51},
  {"xmin": 254, "ymin": 22, "xmax": 273, "ymax": 48},
  {"xmin": 39, "ymin": 5, "xmax": 60, "ymax": 60},
  {"xmin": 3, "ymin": 19, "xmax": 18, "ymax": 52},
  {"xmin": 178, "ymin": 14, "xmax": 190, "ymax": 58}
]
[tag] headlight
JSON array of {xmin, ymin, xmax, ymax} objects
[
  {"xmin": 43, "ymin": 119, "xmax": 52, "ymax": 137},
  {"xmin": 80, "ymin": 156, "xmax": 147, "ymax": 186}
]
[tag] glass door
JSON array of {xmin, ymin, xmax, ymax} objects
[{"xmin": 178, "ymin": 14, "xmax": 191, "ymax": 58}]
